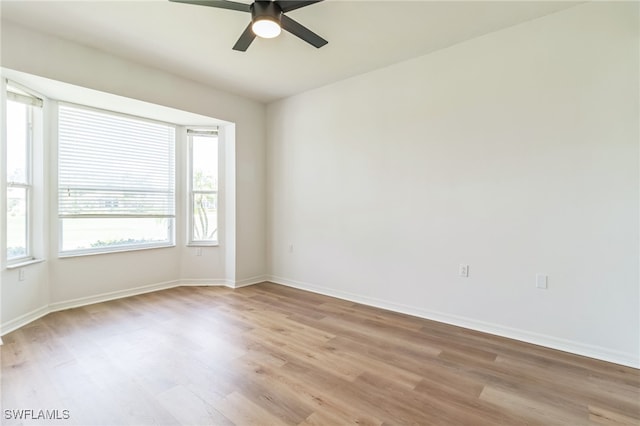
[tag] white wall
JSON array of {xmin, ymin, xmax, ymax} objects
[
  {"xmin": 267, "ymin": 2, "xmax": 639, "ymax": 367},
  {"xmin": 0, "ymin": 21, "xmax": 267, "ymax": 329}
]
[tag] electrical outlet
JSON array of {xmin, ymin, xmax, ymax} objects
[
  {"xmin": 196, "ymin": 247, "xmax": 202, "ymax": 256},
  {"xmin": 18, "ymin": 269, "xmax": 25, "ymax": 281},
  {"xmin": 459, "ymin": 264, "xmax": 469, "ymax": 278},
  {"xmin": 536, "ymin": 274, "xmax": 548, "ymax": 289}
]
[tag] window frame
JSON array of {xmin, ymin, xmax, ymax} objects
[
  {"xmin": 5, "ymin": 82, "xmax": 41, "ymax": 266},
  {"xmin": 187, "ymin": 128, "xmax": 219, "ymax": 246},
  {"xmin": 57, "ymin": 102, "xmax": 177, "ymax": 257}
]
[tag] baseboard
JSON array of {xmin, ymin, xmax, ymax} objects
[
  {"xmin": 267, "ymin": 275, "xmax": 640, "ymax": 369},
  {"xmin": 179, "ymin": 276, "xmax": 266, "ymax": 288},
  {"xmin": 180, "ymin": 278, "xmax": 230, "ymax": 287},
  {"xmin": 1, "ymin": 305, "xmax": 51, "ymax": 336},
  {"xmin": 49, "ymin": 280, "xmax": 181, "ymax": 313},
  {"xmin": 1, "ymin": 277, "xmax": 263, "ymax": 336},
  {"xmin": 233, "ymin": 275, "xmax": 269, "ymax": 289}
]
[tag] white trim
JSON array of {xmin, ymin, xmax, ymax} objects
[
  {"xmin": 187, "ymin": 128, "xmax": 218, "ymax": 136},
  {"xmin": 6, "ymin": 79, "xmax": 44, "ymax": 107},
  {"xmin": 48, "ymin": 280, "xmax": 180, "ymax": 313},
  {"xmin": 267, "ymin": 275, "xmax": 640, "ymax": 369},
  {"xmin": 232, "ymin": 275, "xmax": 268, "ymax": 289},
  {"xmin": 1, "ymin": 305, "xmax": 50, "ymax": 336},
  {"xmin": 5, "ymin": 257, "xmax": 45, "ymax": 269},
  {"xmin": 164, "ymin": 277, "xmax": 263, "ymax": 289},
  {"xmin": 58, "ymin": 243, "xmax": 176, "ymax": 259},
  {"xmin": 180, "ymin": 278, "xmax": 230, "ymax": 287}
]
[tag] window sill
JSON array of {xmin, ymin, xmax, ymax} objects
[
  {"xmin": 59, "ymin": 243, "xmax": 176, "ymax": 259},
  {"xmin": 186, "ymin": 243, "xmax": 219, "ymax": 248},
  {"xmin": 6, "ymin": 258, "xmax": 46, "ymax": 269}
]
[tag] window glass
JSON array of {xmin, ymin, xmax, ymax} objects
[
  {"xmin": 61, "ymin": 217, "xmax": 171, "ymax": 252},
  {"xmin": 189, "ymin": 132, "xmax": 218, "ymax": 244},
  {"xmin": 192, "ymin": 135, "xmax": 218, "ymax": 191},
  {"xmin": 6, "ymin": 100, "xmax": 28, "ymax": 184},
  {"xmin": 192, "ymin": 193, "xmax": 218, "ymax": 241},
  {"xmin": 7, "ymin": 187, "xmax": 27, "ymax": 259},
  {"xmin": 6, "ymin": 97, "xmax": 32, "ymax": 262}
]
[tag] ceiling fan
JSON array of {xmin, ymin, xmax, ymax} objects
[{"xmin": 169, "ymin": 0, "xmax": 328, "ymax": 51}]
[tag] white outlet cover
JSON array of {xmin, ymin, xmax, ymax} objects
[
  {"xmin": 536, "ymin": 274, "xmax": 548, "ymax": 289},
  {"xmin": 459, "ymin": 264, "xmax": 469, "ymax": 277}
]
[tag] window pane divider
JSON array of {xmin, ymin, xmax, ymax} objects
[{"xmin": 59, "ymin": 214, "xmax": 176, "ymax": 219}]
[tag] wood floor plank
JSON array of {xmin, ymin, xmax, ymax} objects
[
  {"xmin": 210, "ymin": 391, "xmax": 288, "ymax": 426},
  {"xmin": 228, "ymin": 352, "xmax": 385, "ymax": 425},
  {"xmin": 1, "ymin": 283, "xmax": 638, "ymax": 425},
  {"xmin": 227, "ymin": 356, "xmax": 315, "ymax": 424},
  {"xmin": 589, "ymin": 405, "xmax": 640, "ymax": 425},
  {"xmin": 479, "ymin": 385, "xmax": 590, "ymax": 425},
  {"xmin": 155, "ymin": 384, "xmax": 231, "ymax": 426}
]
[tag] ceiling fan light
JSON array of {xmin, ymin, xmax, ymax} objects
[{"xmin": 252, "ymin": 18, "xmax": 281, "ymax": 38}]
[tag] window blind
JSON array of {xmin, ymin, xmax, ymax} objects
[{"xmin": 58, "ymin": 104, "xmax": 176, "ymax": 218}]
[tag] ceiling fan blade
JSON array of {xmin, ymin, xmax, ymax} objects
[
  {"xmin": 169, "ymin": 0, "xmax": 250, "ymax": 13},
  {"xmin": 280, "ymin": 14, "xmax": 328, "ymax": 48},
  {"xmin": 276, "ymin": 0, "xmax": 323, "ymax": 13},
  {"xmin": 233, "ymin": 23, "xmax": 257, "ymax": 51}
]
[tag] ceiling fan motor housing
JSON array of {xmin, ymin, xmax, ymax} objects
[{"xmin": 251, "ymin": 1, "xmax": 283, "ymax": 26}]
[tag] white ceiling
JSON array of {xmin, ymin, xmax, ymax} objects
[{"xmin": 1, "ymin": 0, "xmax": 580, "ymax": 103}]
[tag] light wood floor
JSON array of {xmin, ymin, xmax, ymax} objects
[{"xmin": 1, "ymin": 283, "xmax": 638, "ymax": 425}]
